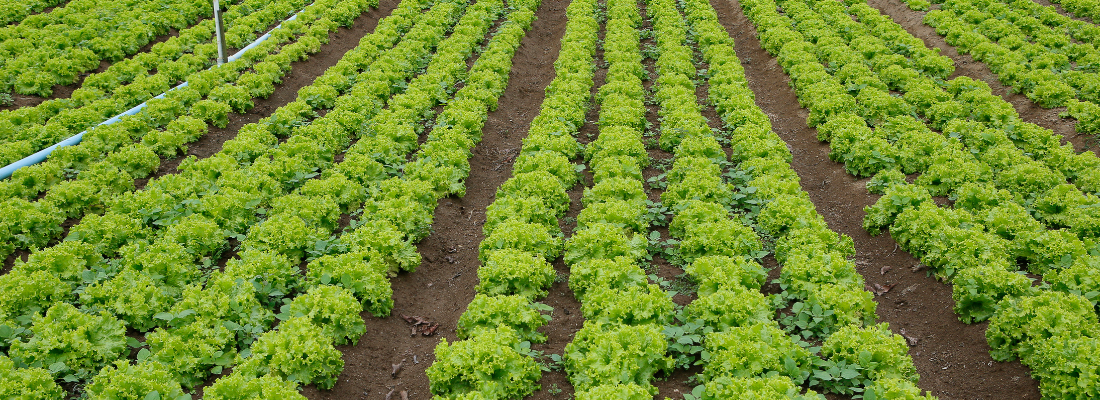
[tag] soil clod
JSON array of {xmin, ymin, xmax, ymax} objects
[{"xmin": 401, "ymin": 315, "xmax": 439, "ymax": 337}]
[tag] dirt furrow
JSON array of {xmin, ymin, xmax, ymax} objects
[
  {"xmin": 710, "ymin": 0, "xmax": 1042, "ymax": 398},
  {"xmin": 299, "ymin": 0, "xmax": 572, "ymax": 397}
]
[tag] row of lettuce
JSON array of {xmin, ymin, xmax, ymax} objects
[
  {"xmin": 666, "ymin": 0, "xmax": 927, "ymax": 396},
  {"xmin": 1047, "ymin": 0, "xmax": 1100, "ymax": 24},
  {"xmin": 741, "ymin": 0, "xmax": 1100, "ymax": 397},
  {"xmin": 0, "ymin": 0, "xmax": 66, "ymax": 26},
  {"xmin": 917, "ymin": 0, "xmax": 1100, "ymax": 136},
  {"xmin": 423, "ymin": 0, "xmax": 594, "ymax": 396},
  {"xmin": 903, "ymin": 0, "xmax": 1100, "ymax": 28},
  {"xmin": 0, "ymin": 0, "xmax": 212, "ymax": 97},
  {"xmin": 0, "ymin": 0, "xmax": 419, "ymax": 391},
  {"xmin": 420, "ymin": 0, "xmax": 932, "ymax": 397},
  {"xmin": 0, "ymin": 0, "xmax": 536, "ymax": 396},
  {"xmin": 0, "ymin": 0, "xmax": 319, "ymax": 166},
  {"xmin": 0, "ymin": 0, "xmax": 370, "ymax": 260},
  {"xmin": 559, "ymin": 0, "xmax": 670, "ymax": 395}
]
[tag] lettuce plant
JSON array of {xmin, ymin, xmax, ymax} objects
[
  {"xmin": 281, "ymin": 285, "xmax": 366, "ymax": 345},
  {"xmin": 147, "ymin": 319, "xmax": 237, "ymax": 388},
  {"xmin": 703, "ymin": 375, "xmax": 823, "ymax": 400},
  {"xmin": 986, "ymin": 291, "xmax": 1100, "ymax": 363},
  {"xmin": 203, "ymin": 372, "xmax": 306, "ymax": 400},
  {"xmin": 702, "ymin": 323, "xmax": 813, "ymax": 383},
  {"xmin": 9, "ymin": 303, "xmax": 127, "ymax": 381},
  {"xmin": 581, "ymin": 284, "xmax": 676, "ymax": 326},
  {"xmin": 235, "ymin": 317, "xmax": 343, "ymax": 390},
  {"xmin": 476, "ymin": 249, "xmax": 556, "ymax": 299},
  {"xmin": 456, "ymin": 294, "xmax": 550, "ymax": 343},
  {"xmin": 563, "ymin": 323, "xmax": 673, "ymax": 394},
  {"xmin": 575, "ymin": 383, "xmax": 652, "ymax": 400},
  {"xmin": 427, "ymin": 327, "xmax": 542, "ymax": 399},
  {"xmin": 85, "ymin": 360, "xmax": 189, "ymax": 400},
  {"xmin": 819, "ymin": 324, "xmax": 919, "ymax": 390}
]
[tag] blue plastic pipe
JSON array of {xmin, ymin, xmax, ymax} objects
[{"xmin": 0, "ymin": 9, "xmax": 307, "ymax": 180}]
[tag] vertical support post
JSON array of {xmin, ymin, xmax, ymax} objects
[{"xmin": 214, "ymin": 0, "xmax": 227, "ymax": 65}]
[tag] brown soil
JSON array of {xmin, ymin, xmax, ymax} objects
[
  {"xmin": 298, "ymin": 0, "xmax": 573, "ymax": 397},
  {"xmin": 710, "ymin": 0, "xmax": 1043, "ymax": 398},
  {"xmin": 866, "ymin": 0, "xmax": 1099, "ymax": 156}
]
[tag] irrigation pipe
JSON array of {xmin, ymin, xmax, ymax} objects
[{"xmin": 0, "ymin": 6, "xmax": 307, "ymax": 180}]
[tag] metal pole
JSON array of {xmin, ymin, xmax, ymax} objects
[{"xmin": 214, "ymin": 0, "xmax": 227, "ymax": 65}]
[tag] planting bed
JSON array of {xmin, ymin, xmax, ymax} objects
[{"xmin": 1, "ymin": 0, "xmax": 1098, "ymax": 398}]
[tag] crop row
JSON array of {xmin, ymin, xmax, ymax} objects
[
  {"xmin": 908, "ymin": 0, "xmax": 1100, "ymax": 27},
  {"xmin": 559, "ymin": 0, "xmax": 674, "ymax": 395},
  {"xmin": 1047, "ymin": 0, "xmax": 1100, "ymax": 23},
  {"xmin": 752, "ymin": 0, "xmax": 1100, "ymax": 293},
  {"xmin": 0, "ymin": 0, "xmax": 447, "ymax": 394},
  {"xmin": 0, "ymin": 0, "xmax": 213, "ymax": 97},
  {"xmin": 200, "ymin": 0, "xmax": 536, "ymax": 391},
  {"xmin": 0, "ymin": 0, "xmax": 66, "ymax": 26},
  {"xmin": 0, "ymin": 0, "xmax": 371, "ymax": 261},
  {"xmin": 741, "ymin": 0, "xmax": 1100, "ymax": 396},
  {"xmin": 2, "ymin": 0, "xmax": 545, "ymax": 394},
  {"xmin": 645, "ymin": 0, "xmax": 928, "ymax": 396},
  {"xmin": 423, "ymin": 0, "xmax": 592, "ymax": 396},
  {"xmin": 0, "ymin": 0, "xmax": 315, "ymax": 165},
  {"xmin": 920, "ymin": 0, "xmax": 1100, "ymax": 135}
]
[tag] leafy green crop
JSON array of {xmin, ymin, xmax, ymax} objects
[
  {"xmin": 147, "ymin": 319, "xmax": 236, "ymax": 388},
  {"xmin": 703, "ymin": 375, "xmax": 824, "ymax": 400},
  {"xmin": 986, "ymin": 291, "xmax": 1100, "ymax": 363},
  {"xmin": 568, "ymin": 256, "xmax": 649, "ymax": 297},
  {"xmin": 9, "ymin": 303, "xmax": 127, "ymax": 381},
  {"xmin": 685, "ymin": 288, "xmax": 773, "ymax": 332},
  {"xmin": 428, "ymin": 327, "xmax": 542, "ymax": 399},
  {"xmin": 280, "ymin": 285, "xmax": 366, "ymax": 345},
  {"xmin": 684, "ymin": 255, "xmax": 767, "ymax": 296},
  {"xmin": 581, "ymin": 285, "xmax": 676, "ymax": 326},
  {"xmin": 863, "ymin": 378, "xmax": 937, "ymax": 400},
  {"xmin": 480, "ymin": 219, "xmax": 564, "ymax": 263},
  {"xmin": 678, "ymin": 219, "xmax": 762, "ymax": 264},
  {"xmin": 80, "ymin": 268, "xmax": 176, "ymax": 331},
  {"xmin": 477, "ymin": 249, "xmax": 556, "ymax": 299},
  {"xmin": 204, "ymin": 372, "xmax": 306, "ymax": 400},
  {"xmin": 304, "ymin": 252, "xmax": 393, "ymax": 317},
  {"xmin": 702, "ymin": 323, "xmax": 813, "ymax": 384},
  {"xmin": 780, "ymin": 252, "xmax": 865, "ymax": 300},
  {"xmin": 575, "ymin": 383, "xmax": 653, "ymax": 399},
  {"xmin": 952, "ymin": 264, "xmax": 1034, "ymax": 324},
  {"xmin": 0, "ymin": 269, "xmax": 72, "ymax": 328},
  {"xmin": 563, "ymin": 323, "xmax": 673, "ymax": 394},
  {"xmin": 0, "ymin": 354, "xmax": 62, "ymax": 399},
  {"xmin": 564, "ymin": 223, "xmax": 646, "ymax": 265},
  {"xmin": 818, "ymin": 324, "xmax": 919, "ymax": 393},
  {"xmin": 85, "ymin": 360, "xmax": 189, "ymax": 400},
  {"xmin": 235, "ymin": 317, "xmax": 343, "ymax": 390},
  {"xmin": 457, "ymin": 294, "xmax": 550, "ymax": 343}
]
